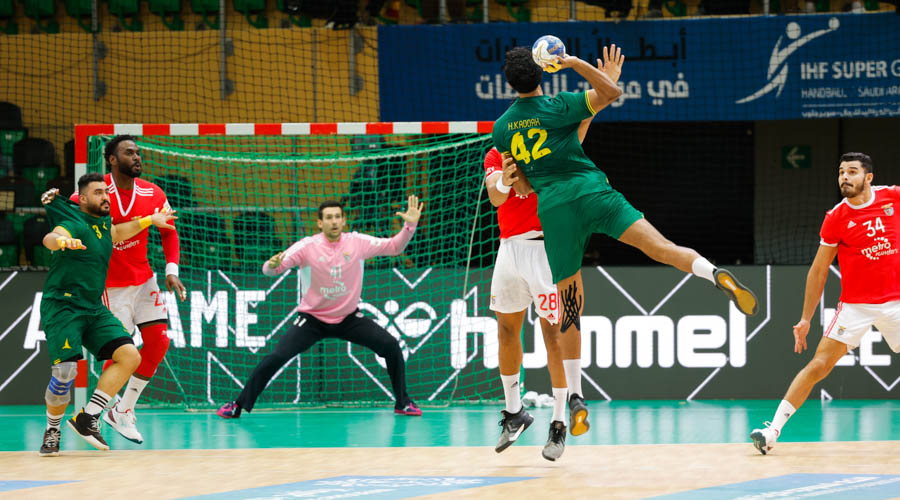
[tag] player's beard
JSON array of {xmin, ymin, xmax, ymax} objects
[
  {"xmin": 120, "ymin": 160, "xmax": 142, "ymax": 178},
  {"xmin": 840, "ymin": 180, "xmax": 864, "ymax": 198},
  {"xmin": 87, "ymin": 200, "xmax": 110, "ymax": 217}
]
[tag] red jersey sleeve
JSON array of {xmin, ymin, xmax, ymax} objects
[
  {"xmin": 155, "ymin": 184, "xmax": 180, "ymax": 266},
  {"xmin": 484, "ymin": 148, "xmax": 502, "ymax": 178},
  {"xmin": 819, "ymin": 210, "xmax": 840, "ymax": 247},
  {"xmin": 68, "ymin": 192, "xmax": 79, "ymax": 203}
]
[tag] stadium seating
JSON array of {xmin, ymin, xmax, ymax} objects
[
  {"xmin": 0, "ymin": 0, "xmax": 17, "ymax": 33},
  {"xmin": 107, "ymin": 0, "xmax": 143, "ymax": 31},
  {"xmin": 149, "ymin": 0, "xmax": 185, "ymax": 30},
  {"xmin": 0, "ymin": 215, "xmax": 17, "ymax": 267},
  {"xmin": 0, "ymin": 102, "xmax": 26, "ymax": 175},
  {"xmin": 22, "ymin": 0, "xmax": 59, "ymax": 32},
  {"xmin": 234, "ymin": 0, "xmax": 267, "ymax": 28},
  {"xmin": 232, "ymin": 211, "xmax": 281, "ymax": 268},
  {"xmin": 23, "ymin": 214, "xmax": 51, "ymax": 266},
  {"xmin": 191, "ymin": 0, "xmax": 219, "ymax": 29},
  {"xmin": 184, "ymin": 212, "xmax": 232, "ymax": 270},
  {"xmin": 65, "ymin": 0, "xmax": 93, "ymax": 31}
]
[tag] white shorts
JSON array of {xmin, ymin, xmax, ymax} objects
[
  {"xmin": 824, "ymin": 301, "xmax": 900, "ymax": 352},
  {"xmin": 102, "ymin": 277, "xmax": 168, "ymax": 333},
  {"xmin": 490, "ymin": 238, "xmax": 559, "ymax": 324}
]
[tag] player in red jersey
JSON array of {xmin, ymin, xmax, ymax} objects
[
  {"xmin": 70, "ymin": 135, "xmax": 186, "ymax": 444},
  {"xmin": 487, "ymin": 119, "xmax": 592, "ymax": 462},
  {"xmin": 751, "ymin": 153, "xmax": 900, "ymax": 455}
]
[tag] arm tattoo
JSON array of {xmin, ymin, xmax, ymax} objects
[{"xmin": 561, "ymin": 281, "xmax": 582, "ymax": 333}]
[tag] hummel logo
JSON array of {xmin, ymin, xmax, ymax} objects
[{"xmin": 848, "ymin": 221, "xmax": 856, "ymax": 228}]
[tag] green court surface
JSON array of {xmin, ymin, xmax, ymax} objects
[{"xmin": 1, "ymin": 400, "xmax": 898, "ymax": 452}]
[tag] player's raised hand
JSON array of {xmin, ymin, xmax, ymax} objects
[
  {"xmin": 56, "ymin": 236, "xmax": 86, "ymax": 251},
  {"xmin": 267, "ymin": 251, "xmax": 285, "ymax": 269},
  {"xmin": 556, "ymin": 53, "xmax": 579, "ymax": 70},
  {"xmin": 150, "ymin": 209, "xmax": 178, "ymax": 230},
  {"xmin": 397, "ymin": 195, "xmax": 424, "ymax": 224},
  {"xmin": 166, "ymin": 275, "xmax": 187, "ymax": 302},
  {"xmin": 792, "ymin": 319, "xmax": 811, "ymax": 353},
  {"xmin": 41, "ymin": 188, "xmax": 59, "ymax": 205},
  {"xmin": 599, "ymin": 44, "xmax": 625, "ymax": 84}
]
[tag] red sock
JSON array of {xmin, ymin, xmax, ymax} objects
[{"xmin": 134, "ymin": 323, "xmax": 171, "ymax": 379}]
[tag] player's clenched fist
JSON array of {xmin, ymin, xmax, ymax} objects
[
  {"xmin": 56, "ymin": 236, "xmax": 87, "ymax": 251},
  {"xmin": 41, "ymin": 188, "xmax": 59, "ymax": 205},
  {"xmin": 267, "ymin": 251, "xmax": 285, "ymax": 269}
]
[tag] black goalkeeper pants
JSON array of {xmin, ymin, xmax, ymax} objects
[{"xmin": 236, "ymin": 310, "xmax": 411, "ymax": 412}]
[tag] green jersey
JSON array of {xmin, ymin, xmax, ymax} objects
[
  {"xmin": 492, "ymin": 91, "xmax": 609, "ymax": 213},
  {"xmin": 42, "ymin": 197, "xmax": 113, "ymax": 308}
]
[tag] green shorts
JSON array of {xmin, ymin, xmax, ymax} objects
[
  {"xmin": 40, "ymin": 297, "xmax": 133, "ymax": 366},
  {"xmin": 540, "ymin": 189, "xmax": 644, "ymax": 283}
]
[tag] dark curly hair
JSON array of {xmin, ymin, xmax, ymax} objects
[
  {"xmin": 104, "ymin": 134, "xmax": 137, "ymax": 171},
  {"xmin": 503, "ymin": 47, "xmax": 543, "ymax": 94}
]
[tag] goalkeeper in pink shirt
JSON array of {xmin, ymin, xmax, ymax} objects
[{"xmin": 217, "ymin": 196, "xmax": 425, "ymax": 418}]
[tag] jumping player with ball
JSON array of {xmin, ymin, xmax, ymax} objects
[{"xmin": 491, "ymin": 39, "xmax": 759, "ymax": 433}]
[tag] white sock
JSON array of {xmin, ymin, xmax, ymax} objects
[
  {"xmin": 84, "ymin": 389, "xmax": 111, "ymax": 416},
  {"xmin": 770, "ymin": 400, "xmax": 796, "ymax": 437},
  {"xmin": 500, "ymin": 373, "xmax": 522, "ymax": 413},
  {"xmin": 691, "ymin": 257, "xmax": 716, "ymax": 284},
  {"xmin": 46, "ymin": 411, "xmax": 64, "ymax": 430},
  {"xmin": 119, "ymin": 376, "xmax": 150, "ymax": 412},
  {"xmin": 563, "ymin": 359, "xmax": 583, "ymax": 399},
  {"xmin": 551, "ymin": 387, "xmax": 567, "ymax": 424}
]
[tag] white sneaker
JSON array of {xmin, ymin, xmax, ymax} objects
[
  {"xmin": 750, "ymin": 422, "xmax": 778, "ymax": 455},
  {"xmin": 103, "ymin": 404, "xmax": 143, "ymax": 444}
]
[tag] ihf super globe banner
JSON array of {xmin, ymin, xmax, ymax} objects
[{"xmin": 377, "ymin": 13, "xmax": 900, "ymax": 122}]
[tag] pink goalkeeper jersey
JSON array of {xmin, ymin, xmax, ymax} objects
[{"xmin": 262, "ymin": 222, "xmax": 418, "ymax": 323}]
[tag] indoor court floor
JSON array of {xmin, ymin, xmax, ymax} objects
[{"xmin": 0, "ymin": 400, "xmax": 898, "ymax": 499}]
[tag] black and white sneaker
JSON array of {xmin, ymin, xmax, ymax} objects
[
  {"xmin": 542, "ymin": 421, "xmax": 567, "ymax": 461},
  {"xmin": 67, "ymin": 410, "xmax": 109, "ymax": 451},
  {"xmin": 495, "ymin": 408, "xmax": 534, "ymax": 453},
  {"xmin": 39, "ymin": 428, "xmax": 60, "ymax": 457},
  {"xmin": 568, "ymin": 394, "xmax": 590, "ymax": 436}
]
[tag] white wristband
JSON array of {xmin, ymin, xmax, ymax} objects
[
  {"xmin": 166, "ymin": 262, "xmax": 179, "ymax": 277},
  {"xmin": 495, "ymin": 176, "xmax": 512, "ymax": 194}
]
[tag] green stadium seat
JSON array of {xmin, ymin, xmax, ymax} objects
[
  {"xmin": 232, "ymin": 211, "xmax": 281, "ymax": 269},
  {"xmin": 0, "ymin": 0, "xmax": 18, "ymax": 34},
  {"xmin": 65, "ymin": 0, "xmax": 93, "ymax": 32},
  {"xmin": 0, "ymin": 176, "xmax": 38, "ymax": 208},
  {"xmin": 22, "ymin": 165, "xmax": 59, "ymax": 198},
  {"xmin": 0, "ymin": 102, "xmax": 27, "ymax": 176},
  {"xmin": 185, "ymin": 212, "xmax": 231, "ymax": 270},
  {"xmin": 0, "ymin": 217, "xmax": 18, "ymax": 267},
  {"xmin": 23, "ymin": 214, "xmax": 50, "ymax": 266},
  {"xmin": 190, "ymin": 0, "xmax": 219, "ymax": 29},
  {"xmin": 149, "ymin": 0, "xmax": 184, "ymax": 31},
  {"xmin": 233, "ymin": 0, "xmax": 267, "ymax": 28},
  {"xmin": 107, "ymin": 0, "xmax": 143, "ymax": 31},
  {"xmin": 495, "ymin": 0, "xmax": 529, "ymax": 22},
  {"xmin": 21, "ymin": 0, "xmax": 59, "ymax": 32},
  {"xmin": 276, "ymin": 0, "xmax": 312, "ymax": 28},
  {"xmin": 13, "ymin": 137, "xmax": 56, "ymax": 174}
]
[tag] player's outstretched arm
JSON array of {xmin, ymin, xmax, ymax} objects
[
  {"xmin": 43, "ymin": 226, "xmax": 86, "ymax": 251},
  {"xmin": 396, "ymin": 195, "xmax": 424, "ymax": 224},
  {"xmin": 558, "ymin": 49, "xmax": 623, "ymax": 113},
  {"xmin": 793, "ymin": 244, "xmax": 838, "ymax": 353},
  {"xmin": 111, "ymin": 210, "xmax": 177, "ymax": 243}
]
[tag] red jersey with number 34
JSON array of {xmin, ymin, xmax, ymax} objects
[
  {"xmin": 819, "ymin": 185, "xmax": 900, "ymax": 304},
  {"xmin": 483, "ymin": 148, "xmax": 542, "ymax": 239},
  {"xmin": 69, "ymin": 173, "xmax": 179, "ymax": 288}
]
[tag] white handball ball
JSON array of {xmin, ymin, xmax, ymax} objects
[{"xmin": 532, "ymin": 35, "xmax": 566, "ymax": 73}]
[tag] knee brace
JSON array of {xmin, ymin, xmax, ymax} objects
[
  {"xmin": 135, "ymin": 323, "xmax": 171, "ymax": 379},
  {"xmin": 45, "ymin": 361, "xmax": 77, "ymax": 407}
]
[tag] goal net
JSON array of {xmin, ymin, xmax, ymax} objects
[{"xmin": 79, "ymin": 123, "xmax": 506, "ymax": 409}]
